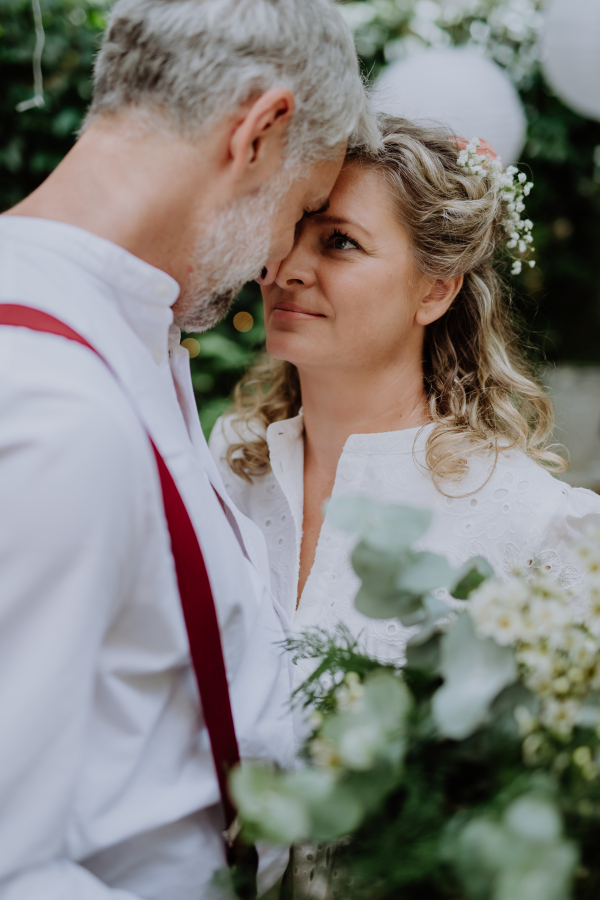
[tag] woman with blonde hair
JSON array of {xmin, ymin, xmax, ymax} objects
[{"xmin": 210, "ymin": 116, "xmax": 600, "ymax": 688}]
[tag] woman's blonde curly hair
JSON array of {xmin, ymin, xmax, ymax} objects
[{"xmin": 223, "ymin": 115, "xmax": 565, "ymax": 488}]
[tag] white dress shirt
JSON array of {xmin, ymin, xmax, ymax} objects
[
  {"xmin": 0, "ymin": 217, "xmax": 294, "ymax": 900},
  {"xmin": 210, "ymin": 411, "xmax": 600, "ymax": 690}
]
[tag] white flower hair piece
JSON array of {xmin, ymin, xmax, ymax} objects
[{"xmin": 457, "ymin": 138, "xmax": 535, "ymax": 277}]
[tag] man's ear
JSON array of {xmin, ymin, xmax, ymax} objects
[
  {"xmin": 229, "ymin": 88, "xmax": 295, "ymax": 188},
  {"xmin": 415, "ymin": 274, "xmax": 464, "ymax": 326}
]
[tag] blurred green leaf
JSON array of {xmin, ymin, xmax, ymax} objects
[
  {"xmin": 433, "ymin": 612, "xmax": 518, "ymax": 740},
  {"xmin": 451, "ymin": 794, "xmax": 577, "ymax": 900},
  {"xmin": 328, "ymin": 497, "xmax": 431, "ymax": 553},
  {"xmin": 451, "ymin": 556, "xmax": 495, "ymax": 600},
  {"xmin": 398, "ymin": 551, "xmax": 454, "ymax": 594}
]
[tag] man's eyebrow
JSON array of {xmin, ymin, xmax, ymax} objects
[
  {"xmin": 316, "ymin": 213, "xmax": 373, "ymax": 239},
  {"xmin": 304, "ymin": 198, "xmax": 330, "ymax": 217}
]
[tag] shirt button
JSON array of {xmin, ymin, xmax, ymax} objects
[
  {"xmin": 152, "ymin": 348, "xmax": 163, "ymax": 364},
  {"xmin": 154, "ymin": 282, "xmax": 171, "ymax": 299}
]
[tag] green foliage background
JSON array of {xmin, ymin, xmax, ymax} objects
[{"xmin": 2, "ymin": 0, "xmax": 600, "ymax": 436}]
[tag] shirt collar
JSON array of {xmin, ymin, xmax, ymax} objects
[
  {"xmin": 266, "ymin": 409, "xmax": 305, "ymax": 450},
  {"xmin": 0, "ymin": 216, "xmax": 180, "ymax": 365},
  {"xmin": 266, "ymin": 410, "xmax": 433, "ymax": 457}
]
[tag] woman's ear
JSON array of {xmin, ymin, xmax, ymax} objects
[{"xmin": 415, "ymin": 274, "xmax": 464, "ymax": 326}]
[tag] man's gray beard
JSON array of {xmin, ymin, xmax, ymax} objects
[{"xmin": 175, "ymin": 172, "xmax": 287, "ymax": 333}]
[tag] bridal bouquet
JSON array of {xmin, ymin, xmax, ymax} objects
[{"xmin": 231, "ymin": 499, "xmax": 600, "ymax": 900}]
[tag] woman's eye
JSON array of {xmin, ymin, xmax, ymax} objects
[{"xmin": 328, "ymin": 231, "xmax": 359, "ymax": 251}]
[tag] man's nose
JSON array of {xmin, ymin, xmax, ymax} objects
[{"xmin": 256, "ymin": 262, "xmax": 281, "ymax": 286}]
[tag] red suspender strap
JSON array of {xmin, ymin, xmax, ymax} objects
[{"xmin": 0, "ymin": 304, "xmax": 240, "ymax": 832}]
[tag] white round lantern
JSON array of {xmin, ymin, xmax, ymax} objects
[
  {"xmin": 541, "ymin": 0, "xmax": 600, "ymax": 122},
  {"xmin": 373, "ymin": 48, "xmax": 527, "ymax": 165}
]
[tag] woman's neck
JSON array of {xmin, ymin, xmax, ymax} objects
[
  {"xmin": 294, "ymin": 358, "xmax": 429, "ymax": 605},
  {"xmin": 299, "ymin": 360, "xmax": 430, "ymax": 475}
]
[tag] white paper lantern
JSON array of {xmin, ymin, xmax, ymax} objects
[
  {"xmin": 373, "ymin": 48, "xmax": 527, "ymax": 165},
  {"xmin": 541, "ymin": 0, "xmax": 600, "ymax": 122}
]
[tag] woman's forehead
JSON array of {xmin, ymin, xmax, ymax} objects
[
  {"xmin": 324, "ymin": 163, "xmax": 406, "ymax": 241},
  {"xmin": 329, "ymin": 164, "xmax": 389, "ymax": 214}
]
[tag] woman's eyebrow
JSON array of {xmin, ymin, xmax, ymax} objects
[{"xmin": 315, "ymin": 213, "xmax": 373, "ymax": 239}]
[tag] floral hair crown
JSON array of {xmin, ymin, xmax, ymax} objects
[{"xmin": 457, "ymin": 138, "xmax": 535, "ymax": 276}]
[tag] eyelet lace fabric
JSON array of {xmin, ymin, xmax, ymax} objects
[{"xmin": 210, "ymin": 414, "xmax": 600, "ymax": 694}]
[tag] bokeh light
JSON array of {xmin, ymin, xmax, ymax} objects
[
  {"xmin": 181, "ymin": 337, "xmax": 201, "ymax": 358},
  {"xmin": 233, "ymin": 312, "xmax": 254, "ymax": 333}
]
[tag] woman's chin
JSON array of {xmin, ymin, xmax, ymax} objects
[{"xmin": 265, "ymin": 332, "xmax": 320, "ymax": 367}]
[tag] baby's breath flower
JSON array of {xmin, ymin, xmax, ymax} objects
[
  {"xmin": 310, "ymin": 737, "xmax": 341, "ymax": 769},
  {"xmin": 336, "ymin": 672, "xmax": 366, "ymax": 714},
  {"xmin": 573, "ymin": 745, "xmax": 592, "ymax": 767},
  {"xmin": 308, "ymin": 710, "xmax": 324, "ymax": 730},
  {"xmin": 541, "ymin": 698, "xmax": 580, "ymax": 739},
  {"xmin": 553, "ymin": 676, "xmax": 571, "ymax": 695},
  {"xmin": 514, "ymin": 705, "xmax": 537, "ymax": 736},
  {"xmin": 523, "ymin": 732, "xmax": 544, "ymax": 763},
  {"xmin": 457, "ymin": 139, "xmax": 535, "ymax": 274}
]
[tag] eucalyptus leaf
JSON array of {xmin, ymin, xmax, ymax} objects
[
  {"xmin": 230, "ymin": 765, "xmax": 314, "ymax": 844},
  {"xmin": 486, "ymin": 682, "xmax": 540, "ymax": 740},
  {"xmin": 309, "ymin": 779, "xmax": 365, "ymax": 841},
  {"xmin": 321, "ymin": 671, "xmax": 412, "ymax": 773},
  {"xmin": 450, "ymin": 795, "xmax": 576, "ymax": 900},
  {"xmin": 326, "ymin": 496, "xmax": 379, "ymax": 533},
  {"xmin": 328, "ymin": 497, "xmax": 431, "ymax": 553},
  {"xmin": 450, "ymin": 556, "xmax": 495, "ymax": 600},
  {"xmin": 423, "ymin": 592, "xmax": 452, "ymax": 620},
  {"xmin": 433, "ymin": 613, "xmax": 518, "ymax": 740},
  {"xmin": 363, "ymin": 669, "xmax": 413, "ymax": 730},
  {"xmin": 352, "ymin": 543, "xmax": 424, "ymax": 620},
  {"xmin": 397, "ymin": 550, "xmax": 454, "ymax": 593},
  {"xmin": 406, "ymin": 632, "xmax": 442, "ymax": 673}
]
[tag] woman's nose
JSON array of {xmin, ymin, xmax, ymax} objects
[{"xmin": 274, "ymin": 243, "xmax": 316, "ymax": 290}]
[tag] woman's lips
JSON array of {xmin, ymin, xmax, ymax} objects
[{"xmin": 272, "ymin": 302, "xmax": 325, "ymax": 320}]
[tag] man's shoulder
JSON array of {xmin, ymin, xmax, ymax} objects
[{"xmin": 0, "ymin": 324, "xmax": 153, "ymax": 486}]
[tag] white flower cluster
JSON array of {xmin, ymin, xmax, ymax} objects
[
  {"xmin": 342, "ymin": 0, "xmax": 544, "ymax": 88},
  {"xmin": 457, "ymin": 137, "xmax": 535, "ymax": 276},
  {"xmin": 469, "ymin": 543, "xmax": 600, "ymax": 745}
]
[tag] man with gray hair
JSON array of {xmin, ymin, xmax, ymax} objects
[{"xmin": 0, "ymin": 1, "xmax": 377, "ymax": 898}]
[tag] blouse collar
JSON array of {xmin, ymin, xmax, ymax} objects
[{"xmin": 266, "ymin": 409, "xmax": 434, "ymax": 458}]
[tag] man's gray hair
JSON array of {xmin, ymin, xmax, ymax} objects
[{"xmin": 85, "ymin": 0, "xmax": 380, "ymax": 164}]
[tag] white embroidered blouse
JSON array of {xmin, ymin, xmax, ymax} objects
[{"xmin": 210, "ymin": 412, "xmax": 600, "ymax": 690}]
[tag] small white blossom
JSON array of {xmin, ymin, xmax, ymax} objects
[
  {"xmin": 540, "ymin": 698, "xmax": 580, "ymax": 738},
  {"xmin": 310, "ymin": 737, "xmax": 340, "ymax": 769},
  {"xmin": 308, "ymin": 710, "xmax": 324, "ymax": 730},
  {"xmin": 456, "ymin": 142, "xmax": 535, "ymax": 275},
  {"xmin": 514, "ymin": 705, "xmax": 537, "ymax": 736},
  {"xmin": 336, "ymin": 673, "xmax": 366, "ymax": 714}
]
